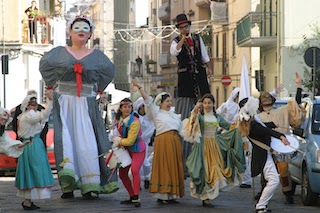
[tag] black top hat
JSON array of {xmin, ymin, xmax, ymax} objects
[{"xmin": 175, "ymin": 14, "xmax": 191, "ymax": 28}]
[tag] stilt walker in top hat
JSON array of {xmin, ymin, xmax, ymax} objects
[{"xmin": 170, "ymin": 14, "xmax": 212, "ymax": 177}]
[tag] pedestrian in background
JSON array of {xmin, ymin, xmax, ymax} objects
[
  {"xmin": 24, "ymin": 0, "xmax": 38, "ymax": 43},
  {"xmin": 39, "ymin": 15, "xmax": 118, "ymax": 199},
  {"xmin": 132, "ymin": 79, "xmax": 184, "ymax": 204},
  {"xmin": 112, "ymin": 98, "xmax": 146, "ymax": 207},
  {"xmin": 133, "ymin": 97, "xmax": 155, "ymax": 189},
  {"xmin": 181, "ymin": 93, "xmax": 245, "ymax": 207},
  {"xmin": 170, "ymin": 13, "xmax": 212, "ymax": 178},
  {"xmin": 15, "ymin": 91, "xmax": 55, "ymax": 210}
]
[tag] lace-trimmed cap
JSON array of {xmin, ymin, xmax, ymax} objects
[
  {"xmin": 66, "ymin": 15, "xmax": 95, "ymax": 33},
  {"xmin": 154, "ymin": 92, "xmax": 170, "ymax": 106}
]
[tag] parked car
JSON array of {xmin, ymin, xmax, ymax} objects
[
  {"xmin": 0, "ymin": 113, "xmax": 56, "ymax": 176},
  {"xmin": 273, "ymin": 97, "xmax": 320, "ymax": 205}
]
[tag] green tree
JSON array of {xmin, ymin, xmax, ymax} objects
[{"xmin": 298, "ymin": 23, "xmax": 320, "ymax": 94}]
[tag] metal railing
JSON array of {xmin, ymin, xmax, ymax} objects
[{"xmin": 236, "ymin": 12, "xmax": 277, "ymax": 45}]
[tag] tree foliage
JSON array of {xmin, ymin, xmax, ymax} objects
[{"xmin": 299, "ymin": 23, "xmax": 320, "ymax": 94}]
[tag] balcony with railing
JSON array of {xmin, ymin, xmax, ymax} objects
[
  {"xmin": 22, "ymin": 15, "xmax": 52, "ymax": 45},
  {"xmin": 158, "ymin": 2, "xmax": 170, "ymax": 21},
  {"xmin": 236, "ymin": 12, "xmax": 277, "ymax": 47}
]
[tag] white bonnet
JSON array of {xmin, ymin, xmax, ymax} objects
[
  {"xmin": 20, "ymin": 94, "xmax": 37, "ymax": 113},
  {"xmin": 66, "ymin": 15, "xmax": 95, "ymax": 33},
  {"xmin": 133, "ymin": 97, "xmax": 144, "ymax": 112},
  {"xmin": 0, "ymin": 107, "xmax": 12, "ymax": 125},
  {"xmin": 239, "ymin": 97, "xmax": 259, "ymax": 121},
  {"xmin": 154, "ymin": 92, "xmax": 170, "ymax": 106}
]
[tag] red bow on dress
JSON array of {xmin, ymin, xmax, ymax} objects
[{"xmin": 74, "ymin": 63, "xmax": 83, "ymax": 97}]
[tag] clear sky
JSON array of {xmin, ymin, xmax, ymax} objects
[{"xmin": 135, "ymin": 0, "xmax": 149, "ymax": 27}]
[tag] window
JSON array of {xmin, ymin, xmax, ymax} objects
[
  {"xmin": 215, "ymin": 34, "xmax": 219, "ymax": 57},
  {"xmin": 232, "ymin": 31, "xmax": 236, "ymax": 57}
]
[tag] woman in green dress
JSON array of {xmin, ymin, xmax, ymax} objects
[{"xmin": 181, "ymin": 93, "xmax": 245, "ymax": 207}]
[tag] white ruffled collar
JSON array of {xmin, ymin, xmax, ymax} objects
[{"xmin": 119, "ymin": 115, "xmax": 130, "ymax": 126}]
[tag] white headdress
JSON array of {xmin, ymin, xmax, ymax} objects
[
  {"xmin": 0, "ymin": 107, "xmax": 12, "ymax": 126},
  {"xmin": 133, "ymin": 97, "xmax": 144, "ymax": 112},
  {"xmin": 239, "ymin": 97, "xmax": 259, "ymax": 121},
  {"xmin": 20, "ymin": 94, "xmax": 37, "ymax": 113},
  {"xmin": 154, "ymin": 92, "xmax": 170, "ymax": 106},
  {"xmin": 66, "ymin": 15, "xmax": 95, "ymax": 33}
]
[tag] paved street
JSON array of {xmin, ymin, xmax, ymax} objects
[
  {"xmin": 1, "ymin": 144, "xmax": 320, "ymax": 213},
  {"xmin": 1, "ymin": 171, "xmax": 320, "ymax": 213}
]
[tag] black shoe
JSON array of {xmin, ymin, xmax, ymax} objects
[
  {"xmin": 202, "ymin": 200, "xmax": 214, "ymax": 207},
  {"xmin": 120, "ymin": 199, "xmax": 133, "ymax": 204},
  {"xmin": 132, "ymin": 198, "xmax": 141, "ymax": 207},
  {"xmin": 22, "ymin": 202, "xmax": 40, "ymax": 210},
  {"xmin": 285, "ymin": 195, "xmax": 294, "ymax": 204},
  {"xmin": 82, "ymin": 192, "xmax": 98, "ymax": 200},
  {"xmin": 165, "ymin": 199, "xmax": 179, "ymax": 204},
  {"xmin": 61, "ymin": 192, "xmax": 74, "ymax": 199},
  {"xmin": 157, "ymin": 199, "xmax": 164, "ymax": 204},
  {"xmin": 144, "ymin": 180, "xmax": 150, "ymax": 189},
  {"xmin": 120, "ymin": 195, "xmax": 135, "ymax": 205},
  {"xmin": 240, "ymin": 184, "xmax": 251, "ymax": 188}
]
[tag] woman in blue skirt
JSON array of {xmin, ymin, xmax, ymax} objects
[{"xmin": 15, "ymin": 91, "xmax": 55, "ymax": 210}]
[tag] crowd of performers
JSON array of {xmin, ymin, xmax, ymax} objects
[
  {"xmin": 0, "ymin": 73, "xmax": 305, "ymax": 212},
  {"xmin": 0, "ymin": 13, "xmax": 306, "ymax": 213}
]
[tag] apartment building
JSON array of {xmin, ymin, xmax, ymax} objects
[
  {"xmin": 0, "ymin": 0, "xmax": 61, "ymax": 110},
  {"xmin": 237, "ymin": 0, "xmax": 320, "ymax": 96}
]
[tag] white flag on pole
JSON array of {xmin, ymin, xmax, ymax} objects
[{"xmin": 239, "ymin": 55, "xmax": 250, "ymax": 102}]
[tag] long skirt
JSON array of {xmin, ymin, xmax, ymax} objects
[
  {"xmin": 149, "ymin": 130, "xmax": 185, "ymax": 200},
  {"xmin": 187, "ymin": 137, "xmax": 232, "ymax": 200},
  {"xmin": 15, "ymin": 134, "xmax": 55, "ymax": 199},
  {"xmin": 56, "ymin": 95, "xmax": 118, "ymax": 195}
]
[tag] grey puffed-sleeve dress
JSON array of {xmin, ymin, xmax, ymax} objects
[{"xmin": 39, "ymin": 46, "xmax": 118, "ymax": 195}]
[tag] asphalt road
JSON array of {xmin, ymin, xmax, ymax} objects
[{"xmin": 1, "ymin": 171, "xmax": 320, "ymax": 213}]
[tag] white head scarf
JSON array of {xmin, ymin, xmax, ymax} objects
[
  {"xmin": 133, "ymin": 97, "xmax": 144, "ymax": 112},
  {"xmin": 20, "ymin": 94, "xmax": 37, "ymax": 113},
  {"xmin": 0, "ymin": 107, "xmax": 12, "ymax": 125},
  {"xmin": 216, "ymin": 87, "xmax": 240, "ymax": 123}
]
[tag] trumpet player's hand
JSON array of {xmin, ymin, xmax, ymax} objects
[{"xmin": 180, "ymin": 34, "xmax": 187, "ymax": 41}]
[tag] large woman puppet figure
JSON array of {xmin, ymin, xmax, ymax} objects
[{"xmin": 39, "ymin": 15, "xmax": 118, "ymax": 199}]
